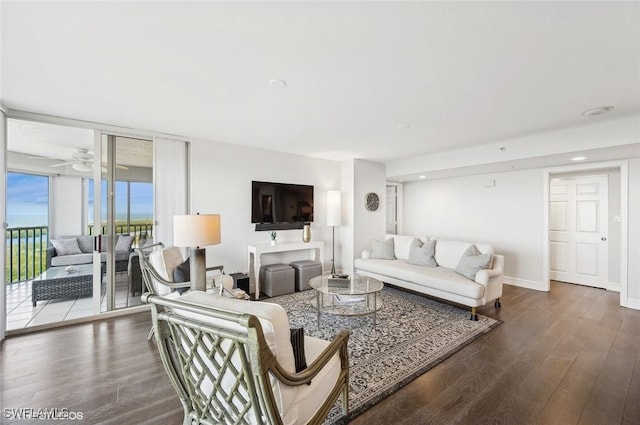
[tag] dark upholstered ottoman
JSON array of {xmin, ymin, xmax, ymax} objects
[
  {"xmin": 259, "ymin": 264, "xmax": 295, "ymax": 297},
  {"xmin": 290, "ymin": 260, "xmax": 322, "ymax": 291}
]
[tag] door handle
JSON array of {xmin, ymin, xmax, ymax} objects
[{"xmin": 601, "ymin": 237, "xmax": 607, "ymax": 241}]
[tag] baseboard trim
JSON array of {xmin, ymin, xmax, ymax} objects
[
  {"xmin": 625, "ymin": 297, "xmax": 640, "ymax": 310},
  {"xmin": 605, "ymin": 282, "xmax": 621, "ymax": 292},
  {"xmin": 503, "ymin": 276, "xmax": 547, "ymax": 291}
]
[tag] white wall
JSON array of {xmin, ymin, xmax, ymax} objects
[
  {"xmin": 189, "ymin": 140, "xmax": 341, "ymax": 280},
  {"xmin": 50, "ymin": 175, "xmax": 83, "ymax": 237},
  {"xmin": 353, "ymin": 160, "xmax": 386, "ymax": 265},
  {"xmin": 404, "ymin": 169, "xmax": 544, "ymax": 288},
  {"xmin": 340, "ymin": 160, "xmax": 355, "ymax": 272},
  {"xmin": 402, "ymin": 161, "xmax": 640, "ymax": 308},
  {"xmin": 339, "ymin": 159, "xmax": 386, "ymax": 272}
]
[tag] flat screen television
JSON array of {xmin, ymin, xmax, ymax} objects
[{"xmin": 251, "ymin": 181, "xmax": 314, "ymax": 226}]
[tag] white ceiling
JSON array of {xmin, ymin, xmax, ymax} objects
[{"xmin": 1, "ymin": 2, "xmax": 639, "ymax": 173}]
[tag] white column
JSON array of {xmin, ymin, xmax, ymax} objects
[{"xmin": 1, "ymin": 107, "xmax": 7, "ymax": 341}]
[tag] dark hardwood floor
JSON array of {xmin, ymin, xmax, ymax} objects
[{"xmin": 2, "ymin": 281, "xmax": 639, "ymax": 425}]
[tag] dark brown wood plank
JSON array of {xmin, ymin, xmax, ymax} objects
[{"xmin": 2, "ymin": 281, "xmax": 639, "ymax": 425}]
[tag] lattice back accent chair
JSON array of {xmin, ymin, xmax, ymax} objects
[
  {"xmin": 142, "ymin": 291, "xmax": 350, "ymax": 425},
  {"xmin": 137, "ymin": 246, "xmax": 192, "ymax": 297},
  {"xmin": 137, "ymin": 245, "xmax": 192, "ymax": 340}
]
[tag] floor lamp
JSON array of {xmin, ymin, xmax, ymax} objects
[
  {"xmin": 326, "ymin": 191, "xmax": 341, "ymax": 276},
  {"xmin": 173, "ymin": 214, "xmax": 221, "ymax": 291}
]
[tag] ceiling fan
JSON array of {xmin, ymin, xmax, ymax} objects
[{"xmin": 47, "ymin": 148, "xmax": 129, "ymax": 172}]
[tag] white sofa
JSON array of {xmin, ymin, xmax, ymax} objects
[{"xmin": 354, "ymin": 234, "xmax": 504, "ymax": 320}]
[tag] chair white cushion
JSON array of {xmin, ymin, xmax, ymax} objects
[
  {"xmin": 148, "ymin": 247, "xmax": 185, "ymax": 296},
  {"xmin": 283, "ymin": 335, "xmax": 342, "ymax": 425},
  {"xmin": 175, "ymin": 291, "xmax": 297, "ymax": 417}
]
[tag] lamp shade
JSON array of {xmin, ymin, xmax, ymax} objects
[
  {"xmin": 326, "ymin": 190, "xmax": 342, "ymax": 227},
  {"xmin": 173, "ymin": 214, "xmax": 221, "ymax": 248}
]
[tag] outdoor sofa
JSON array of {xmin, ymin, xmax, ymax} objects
[{"xmin": 46, "ymin": 234, "xmax": 135, "ymax": 272}]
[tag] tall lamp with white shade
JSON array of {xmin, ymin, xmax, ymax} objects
[
  {"xmin": 173, "ymin": 214, "xmax": 221, "ymax": 292},
  {"xmin": 326, "ymin": 191, "xmax": 341, "ymax": 276}
]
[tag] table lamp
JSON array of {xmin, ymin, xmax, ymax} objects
[
  {"xmin": 173, "ymin": 213, "xmax": 221, "ymax": 291},
  {"xmin": 326, "ymin": 190, "xmax": 342, "ymax": 275}
]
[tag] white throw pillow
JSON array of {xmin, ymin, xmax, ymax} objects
[{"xmin": 50, "ymin": 238, "xmax": 82, "ymax": 256}]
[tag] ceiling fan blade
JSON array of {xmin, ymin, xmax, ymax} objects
[
  {"xmin": 50, "ymin": 162, "xmax": 75, "ymax": 167},
  {"xmin": 116, "ymin": 164, "xmax": 129, "ymax": 170}
]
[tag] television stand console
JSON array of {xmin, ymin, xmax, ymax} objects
[{"xmin": 248, "ymin": 241, "xmax": 324, "ymax": 300}]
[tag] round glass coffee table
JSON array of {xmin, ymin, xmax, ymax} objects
[{"xmin": 309, "ymin": 273, "xmax": 384, "ymax": 328}]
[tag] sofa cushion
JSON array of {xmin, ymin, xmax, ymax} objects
[
  {"xmin": 455, "ymin": 245, "xmax": 492, "ymax": 280},
  {"xmin": 51, "ymin": 253, "xmax": 93, "ymax": 267},
  {"xmin": 408, "ymin": 239, "xmax": 437, "ymax": 267},
  {"xmin": 75, "ymin": 235, "xmax": 94, "ymax": 253},
  {"xmin": 50, "ymin": 238, "xmax": 82, "ymax": 256},
  {"xmin": 370, "ymin": 238, "xmax": 395, "ymax": 260},
  {"xmin": 433, "ymin": 239, "xmax": 493, "ymax": 270},
  {"xmin": 388, "ymin": 235, "xmax": 427, "ymax": 260},
  {"xmin": 355, "ymin": 258, "xmax": 485, "ymax": 299}
]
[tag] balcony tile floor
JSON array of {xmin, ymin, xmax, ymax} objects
[{"xmin": 5, "ymin": 272, "xmax": 143, "ymax": 330}]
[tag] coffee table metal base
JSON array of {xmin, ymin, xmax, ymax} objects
[{"xmin": 314, "ymin": 290, "xmax": 382, "ymax": 328}]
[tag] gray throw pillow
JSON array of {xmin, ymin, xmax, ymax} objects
[
  {"xmin": 115, "ymin": 235, "xmax": 135, "ymax": 252},
  {"xmin": 50, "ymin": 238, "xmax": 83, "ymax": 256},
  {"xmin": 173, "ymin": 258, "xmax": 190, "ymax": 283},
  {"xmin": 370, "ymin": 238, "xmax": 395, "ymax": 260},
  {"xmin": 408, "ymin": 239, "xmax": 437, "ymax": 267},
  {"xmin": 455, "ymin": 245, "xmax": 492, "ymax": 280}
]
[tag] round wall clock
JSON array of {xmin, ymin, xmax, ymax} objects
[{"xmin": 365, "ymin": 192, "xmax": 380, "ymax": 211}]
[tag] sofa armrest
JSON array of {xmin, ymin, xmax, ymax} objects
[
  {"xmin": 46, "ymin": 246, "xmax": 56, "ymax": 269},
  {"xmin": 474, "ymin": 254, "xmax": 504, "ymax": 285},
  {"xmin": 361, "ymin": 249, "xmax": 371, "ymax": 259}
]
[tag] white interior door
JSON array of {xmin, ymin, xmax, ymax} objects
[
  {"xmin": 549, "ymin": 175, "xmax": 608, "ymax": 288},
  {"xmin": 385, "ymin": 185, "xmax": 397, "ymax": 234}
]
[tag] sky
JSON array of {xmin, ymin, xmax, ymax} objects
[
  {"xmin": 6, "ymin": 172, "xmax": 153, "ymax": 228},
  {"xmin": 6, "ymin": 172, "xmax": 49, "ymax": 227}
]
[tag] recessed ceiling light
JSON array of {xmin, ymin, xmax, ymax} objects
[
  {"xmin": 419, "ymin": 175, "xmax": 426, "ymax": 179},
  {"xmin": 582, "ymin": 106, "xmax": 613, "ymax": 117},
  {"xmin": 396, "ymin": 123, "xmax": 411, "ymax": 129},
  {"xmin": 571, "ymin": 156, "xmax": 587, "ymax": 161},
  {"xmin": 269, "ymin": 79, "xmax": 287, "ymax": 88}
]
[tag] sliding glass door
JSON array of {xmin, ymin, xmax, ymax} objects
[
  {"xmin": 93, "ymin": 134, "xmax": 153, "ymax": 313},
  {"xmin": 4, "ymin": 118, "xmax": 154, "ymax": 332}
]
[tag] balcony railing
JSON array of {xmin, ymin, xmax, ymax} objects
[
  {"xmin": 5, "ymin": 223, "xmax": 153, "ymax": 284},
  {"xmin": 5, "ymin": 226, "xmax": 48, "ymax": 284},
  {"xmin": 88, "ymin": 223, "xmax": 154, "ymax": 238}
]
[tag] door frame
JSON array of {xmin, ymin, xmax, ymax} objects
[
  {"xmin": 385, "ymin": 182, "xmax": 403, "ymax": 235},
  {"xmin": 542, "ymin": 160, "xmax": 628, "ymax": 307}
]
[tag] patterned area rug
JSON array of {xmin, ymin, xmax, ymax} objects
[{"xmin": 268, "ymin": 286, "xmax": 501, "ymax": 424}]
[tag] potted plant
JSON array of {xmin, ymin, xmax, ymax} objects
[{"xmin": 269, "ymin": 231, "xmax": 277, "ymax": 246}]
